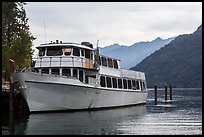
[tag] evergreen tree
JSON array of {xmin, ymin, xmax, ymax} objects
[{"xmin": 2, "ymin": 2, "xmax": 35, "ymax": 80}]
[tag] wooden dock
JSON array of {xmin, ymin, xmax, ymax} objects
[{"xmin": 2, "ymin": 85, "xmax": 30, "ymax": 117}]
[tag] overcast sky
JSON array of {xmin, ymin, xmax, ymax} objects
[{"xmin": 24, "ymin": 2, "xmax": 202, "ymax": 50}]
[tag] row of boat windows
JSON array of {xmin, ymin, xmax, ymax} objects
[
  {"xmin": 35, "ymin": 68, "xmax": 145, "ymax": 90},
  {"xmin": 36, "ymin": 68, "xmax": 84, "ymax": 82},
  {"xmin": 39, "ymin": 47, "xmax": 94, "ymax": 60},
  {"xmin": 99, "ymin": 56, "xmax": 118, "ymax": 69},
  {"xmin": 100, "ymin": 76, "xmax": 146, "ymax": 91},
  {"xmin": 38, "ymin": 47, "xmax": 119, "ymax": 69}
]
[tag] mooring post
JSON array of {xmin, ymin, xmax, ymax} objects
[
  {"xmin": 170, "ymin": 84, "xmax": 172, "ymax": 100},
  {"xmin": 154, "ymin": 83, "xmax": 157, "ymax": 105},
  {"xmin": 164, "ymin": 83, "xmax": 167, "ymax": 101},
  {"xmin": 9, "ymin": 59, "xmax": 15, "ymax": 135}
]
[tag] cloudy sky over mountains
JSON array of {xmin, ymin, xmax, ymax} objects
[{"xmin": 24, "ymin": 2, "xmax": 202, "ymax": 49}]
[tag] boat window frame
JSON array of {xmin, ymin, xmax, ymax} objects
[
  {"xmin": 136, "ymin": 80, "xmax": 140, "ymax": 90},
  {"xmin": 123, "ymin": 79, "xmax": 127, "ymax": 89},
  {"xmin": 73, "ymin": 47, "xmax": 80, "ymax": 57},
  {"xmin": 51, "ymin": 68, "xmax": 60, "ymax": 75},
  {"xmin": 128, "ymin": 79, "xmax": 132, "ymax": 89},
  {"xmin": 118, "ymin": 78, "xmax": 123, "ymax": 89},
  {"xmin": 81, "ymin": 49, "xmax": 85, "ymax": 57},
  {"xmin": 113, "ymin": 60, "xmax": 118, "ymax": 69},
  {"xmin": 73, "ymin": 68, "xmax": 78, "ymax": 78},
  {"xmin": 107, "ymin": 58, "xmax": 113, "ymax": 68},
  {"xmin": 79, "ymin": 70, "xmax": 84, "ymax": 82},
  {"xmin": 100, "ymin": 76, "xmax": 106, "ymax": 87},
  {"xmin": 112, "ymin": 77, "xmax": 117, "ymax": 88},
  {"xmin": 41, "ymin": 68, "xmax": 49, "ymax": 74},
  {"xmin": 85, "ymin": 49, "xmax": 91, "ymax": 59},
  {"xmin": 38, "ymin": 47, "xmax": 45, "ymax": 56},
  {"xmin": 64, "ymin": 47, "xmax": 72, "ymax": 56},
  {"xmin": 132, "ymin": 80, "xmax": 136, "ymax": 90},
  {"xmin": 62, "ymin": 68, "xmax": 71, "ymax": 76},
  {"xmin": 140, "ymin": 81, "xmax": 143, "ymax": 90},
  {"xmin": 106, "ymin": 76, "xmax": 112, "ymax": 88},
  {"xmin": 143, "ymin": 81, "xmax": 146, "ymax": 90},
  {"xmin": 101, "ymin": 56, "xmax": 107, "ymax": 67},
  {"xmin": 46, "ymin": 46, "xmax": 63, "ymax": 56}
]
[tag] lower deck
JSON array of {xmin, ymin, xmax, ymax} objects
[{"xmin": 29, "ymin": 67, "xmax": 147, "ymax": 92}]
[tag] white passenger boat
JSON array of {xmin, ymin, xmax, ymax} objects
[{"xmin": 12, "ymin": 40, "xmax": 148, "ymax": 112}]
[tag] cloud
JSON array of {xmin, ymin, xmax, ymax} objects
[{"xmin": 24, "ymin": 2, "xmax": 202, "ymax": 50}]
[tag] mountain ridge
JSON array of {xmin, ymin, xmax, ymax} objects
[
  {"xmin": 131, "ymin": 24, "xmax": 202, "ymax": 88},
  {"xmin": 99, "ymin": 36, "xmax": 175, "ymax": 68}
]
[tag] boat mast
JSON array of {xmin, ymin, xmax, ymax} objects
[{"xmin": 95, "ymin": 40, "xmax": 100, "ymax": 70}]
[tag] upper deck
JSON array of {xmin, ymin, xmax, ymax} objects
[{"xmin": 34, "ymin": 40, "xmax": 121, "ymax": 70}]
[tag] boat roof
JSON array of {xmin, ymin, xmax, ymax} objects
[{"xmin": 37, "ymin": 42, "xmax": 94, "ymax": 50}]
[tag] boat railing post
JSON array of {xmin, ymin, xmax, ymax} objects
[
  {"xmin": 60, "ymin": 57, "xmax": 62, "ymax": 67},
  {"xmin": 40, "ymin": 57, "xmax": 42, "ymax": 68},
  {"xmin": 72, "ymin": 57, "xmax": 74, "ymax": 67},
  {"xmin": 81, "ymin": 58, "xmax": 83, "ymax": 68},
  {"xmin": 50, "ymin": 57, "xmax": 52, "ymax": 67}
]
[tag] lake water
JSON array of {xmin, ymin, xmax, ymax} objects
[{"xmin": 2, "ymin": 88, "xmax": 202, "ymax": 135}]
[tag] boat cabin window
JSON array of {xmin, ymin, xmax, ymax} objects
[
  {"xmin": 113, "ymin": 60, "xmax": 118, "ymax": 69},
  {"xmin": 112, "ymin": 78, "xmax": 117, "ymax": 88},
  {"xmin": 136, "ymin": 81, "xmax": 140, "ymax": 90},
  {"xmin": 143, "ymin": 81, "xmax": 146, "ymax": 90},
  {"xmin": 79, "ymin": 70, "xmax": 84, "ymax": 82},
  {"xmin": 62, "ymin": 68, "xmax": 71, "ymax": 76},
  {"xmin": 64, "ymin": 48, "xmax": 72, "ymax": 56},
  {"xmin": 101, "ymin": 57, "xmax": 107, "ymax": 67},
  {"xmin": 132, "ymin": 80, "xmax": 136, "ymax": 90},
  {"xmin": 34, "ymin": 68, "xmax": 39, "ymax": 73},
  {"xmin": 140, "ymin": 81, "xmax": 143, "ymax": 90},
  {"xmin": 73, "ymin": 47, "xmax": 80, "ymax": 56},
  {"xmin": 81, "ymin": 49, "xmax": 85, "ymax": 57},
  {"xmin": 123, "ymin": 79, "xmax": 127, "ymax": 89},
  {"xmin": 51, "ymin": 68, "xmax": 60, "ymax": 75},
  {"xmin": 107, "ymin": 58, "xmax": 113, "ymax": 68},
  {"xmin": 85, "ymin": 49, "xmax": 93, "ymax": 60},
  {"xmin": 106, "ymin": 77, "xmax": 112, "ymax": 88},
  {"xmin": 47, "ymin": 47, "xmax": 63, "ymax": 56},
  {"xmin": 73, "ymin": 69, "xmax": 78, "ymax": 78},
  {"xmin": 38, "ymin": 48, "xmax": 45, "ymax": 56},
  {"xmin": 118, "ymin": 78, "xmax": 123, "ymax": 89},
  {"xmin": 100, "ymin": 76, "xmax": 106, "ymax": 87},
  {"xmin": 41, "ymin": 68, "xmax": 49, "ymax": 74},
  {"xmin": 128, "ymin": 80, "xmax": 132, "ymax": 89}
]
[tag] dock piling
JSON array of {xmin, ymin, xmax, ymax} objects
[
  {"xmin": 170, "ymin": 84, "xmax": 172, "ymax": 100},
  {"xmin": 164, "ymin": 83, "xmax": 167, "ymax": 101},
  {"xmin": 154, "ymin": 83, "xmax": 157, "ymax": 105}
]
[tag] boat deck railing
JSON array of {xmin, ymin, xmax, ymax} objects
[{"xmin": 33, "ymin": 56, "xmax": 97, "ymax": 69}]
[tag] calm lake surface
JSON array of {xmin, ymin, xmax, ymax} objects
[{"xmin": 2, "ymin": 88, "xmax": 202, "ymax": 135}]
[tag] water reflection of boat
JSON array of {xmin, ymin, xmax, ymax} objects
[
  {"xmin": 12, "ymin": 40, "xmax": 147, "ymax": 112},
  {"xmin": 22, "ymin": 105, "xmax": 147, "ymax": 135}
]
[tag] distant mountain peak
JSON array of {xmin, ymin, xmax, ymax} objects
[
  {"xmin": 155, "ymin": 37, "xmax": 162, "ymax": 40},
  {"xmin": 100, "ymin": 36, "xmax": 174, "ymax": 68}
]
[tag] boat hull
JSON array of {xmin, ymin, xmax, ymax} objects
[{"xmin": 12, "ymin": 72, "xmax": 148, "ymax": 112}]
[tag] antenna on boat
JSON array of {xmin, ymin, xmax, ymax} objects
[
  {"xmin": 95, "ymin": 40, "xmax": 100, "ymax": 70},
  {"xmin": 96, "ymin": 40, "xmax": 99, "ymax": 50},
  {"xmin": 44, "ymin": 18, "xmax": 47, "ymax": 43}
]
